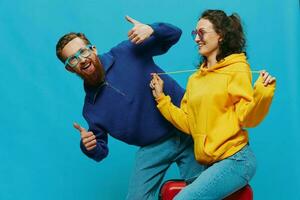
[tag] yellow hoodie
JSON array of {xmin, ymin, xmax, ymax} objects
[{"xmin": 156, "ymin": 53, "xmax": 275, "ymax": 164}]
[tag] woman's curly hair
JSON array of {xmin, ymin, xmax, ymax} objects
[{"xmin": 199, "ymin": 9, "xmax": 246, "ymax": 64}]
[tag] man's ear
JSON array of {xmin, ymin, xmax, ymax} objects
[
  {"xmin": 92, "ymin": 45, "xmax": 98, "ymax": 55},
  {"xmin": 65, "ymin": 65, "xmax": 75, "ymax": 73}
]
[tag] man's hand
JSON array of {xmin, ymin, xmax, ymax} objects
[
  {"xmin": 126, "ymin": 15, "xmax": 154, "ymax": 44},
  {"xmin": 150, "ymin": 73, "xmax": 164, "ymax": 99},
  {"xmin": 73, "ymin": 123, "xmax": 97, "ymax": 151}
]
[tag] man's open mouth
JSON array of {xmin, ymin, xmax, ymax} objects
[{"xmin": 82, "ymin": 62, "xmax": 91, "ymax": 70}]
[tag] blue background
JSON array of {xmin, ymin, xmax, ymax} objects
[{"xmin": 1, "ymin": 0, "xmax": 299, "ymax": 199}]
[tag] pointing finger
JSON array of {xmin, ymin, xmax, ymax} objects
[
  {"xmin": 125, "ymin": 15, "xmax": 140, "ymax": 25},
  {"xmin": 73, "ymin": 122, "xmax": 86, "ymax": 133}
]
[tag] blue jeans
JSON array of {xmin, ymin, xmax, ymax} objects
[
  {"xmin": 126, "ymin": 130, "xmax": 205, "ymax": 200},
  {"xmin": 174, "ymin": 144, "xmax": 256, "ymax": 200}
]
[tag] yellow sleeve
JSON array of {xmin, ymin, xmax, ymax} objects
[
  {"xmin": 228, "ymin": 68, "xmax": 276, "ymax": 128},
  {"xmin": 155, "ymin": 90, "xmax": 191, "ymax": 134}
]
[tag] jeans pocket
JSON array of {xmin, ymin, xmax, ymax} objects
[
  {"xmin": 227, "ymin": 145, "xmax": 248, "ymax": 161},
  {"xmin": 228, "ymin": 146, "xmax": 256, "ymax": 181}
]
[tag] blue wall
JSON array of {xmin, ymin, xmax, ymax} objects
[{"xmin": 1, "ymin": 0, "xmax": 299, "ymax": 199}]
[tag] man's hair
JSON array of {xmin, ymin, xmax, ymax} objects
[
  {"xmin": 56, "ymin": 32, "xmax": 91, "ymax": 63},
  {"xmin": 200, "ymin": 9, "xmax": 246, "ymax": 64}
]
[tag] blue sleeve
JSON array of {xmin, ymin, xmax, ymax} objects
[
  {"xmin": 80, "ymin": 120, "xmax": 109, "ymax": 162},
  {"xmin": 133, "ymin": 22, "xmax": 182, "ymax": 57},
  {"xmin": 170, "ymin": 79, "xmax": 185, "ymax": 107}
]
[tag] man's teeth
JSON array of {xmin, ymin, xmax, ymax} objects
[{"xmin": 83, "ymin": 63, "xmax": 90, "ymax": 69}]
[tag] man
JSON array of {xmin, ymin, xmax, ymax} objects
[{"xmin": 56, "ymin": 16, "xmax": 203, "ymax": 200}]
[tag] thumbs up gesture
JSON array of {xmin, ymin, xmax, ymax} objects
[
  {"xmin": 73, "ymin": 123, "xmax": 97, "ymax": 151},
  {"xmin": 126, "ymin": 15, "xmax": 154, "ymax": 44}
]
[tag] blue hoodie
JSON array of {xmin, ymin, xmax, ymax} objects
[{"xmin": 81, "ymin": 23, "xmax": 184, "ymax": 161}]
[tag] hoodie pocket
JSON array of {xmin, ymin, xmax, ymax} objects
[{"xmin": 193, "ymin": 134, "xmax": 212, "ymax": 163}]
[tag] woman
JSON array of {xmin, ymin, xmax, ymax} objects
[{"xmin": 150, "ymin": 10, "xmax": 276, "ymax": 199}]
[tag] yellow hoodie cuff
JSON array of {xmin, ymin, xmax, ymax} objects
[
  {"xmin": 254, "ymin": 76, "xmax": 276, "ymax": 98},
  {"xmin": 156, "ymin": 94, "xmax": 171, "ymax": 108},
  {"xmin": 155, "ymin": 93, "xmax": 166, "ymax": 102}
]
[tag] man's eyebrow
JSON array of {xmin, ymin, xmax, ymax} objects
[{"xmin": 70, "ymin": 47, "xmax": 85, "ymax": 57}]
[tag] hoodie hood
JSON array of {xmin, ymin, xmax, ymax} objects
[{"xmin": 199, "ymin": 53, "xmax": 248, "ymax": 73}]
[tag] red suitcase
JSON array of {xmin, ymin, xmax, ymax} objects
[{"xmin": 159, "ymin": 179, "xmax": 253, "ymax": 200}]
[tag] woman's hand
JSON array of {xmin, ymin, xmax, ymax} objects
[
  {"xmin": 260, "ymin": 70, "xmax": 276, "ymax": 86},
  {"xmin": 150, "ymin": 73, "xmax": 164, "ymax": 99}
]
